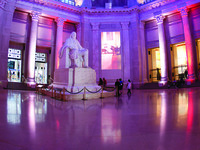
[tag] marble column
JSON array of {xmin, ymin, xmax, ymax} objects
[
  {"xmin": 155, "ymin": 14, "xmax": 168, "ymax": 86},
  {"xmin": 140, "ymin": 21, "xmax": 148, "ymax": 83},
  {"xmin": 26, "ymin": 11, "xmax": 40, "ymax": 87},
  {"xmin": 91, "ymin": 23, "xmax": 100, "ymax": 80},
  {"xmin": 55, "ymin": 17, "xmax": 65, "ymax": 70},
  {"xmin": 121, "ymin": 22, "xmax": 130, "ymax": 82},
  {"xmin": 179, "ymin": 7, "xmax": 196, "ymax": 83},
  {"xmin": 0, "ymin": 0, "xmax": 15, "ymax": 88}
]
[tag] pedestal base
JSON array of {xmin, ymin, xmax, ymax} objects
[{"xmin": 51, "ymin": 68, "xmax": 100, "ymax": 92}]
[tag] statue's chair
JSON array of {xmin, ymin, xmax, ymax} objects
[{"xmin": 59, "ymin": 48, "xmax": 83, "ymax": 69}]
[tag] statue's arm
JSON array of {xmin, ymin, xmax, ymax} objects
[{"xmin": 59, "ymin": 46, "xmax": 65, "ymax": 58}]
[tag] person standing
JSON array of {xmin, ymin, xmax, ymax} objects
[
  {"xmin": 115, "ymin": 79, "xmax": 120, "ymax": 97},
  {"xmin": 127, "ymin": 79, "xmax": 131, "ymax": 95},
  {"xmin": 103, "ymin": 77, "xmax": 107, "ymax": 87}
]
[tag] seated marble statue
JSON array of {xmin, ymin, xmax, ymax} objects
[{"xmin": 59, "ymin": 32, "xmax": 88, "ymax": 68}]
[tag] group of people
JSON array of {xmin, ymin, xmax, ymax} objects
[
  {"xmin": 115, "ymin": 78, "xmax": 132, "ymax": 96},
  {"xmin": 98, "ymin": 78, "xmax": 107, "ymax": 87},
  {"xmin": 98, "ymin": 78, "xmax": 132, "ymax": 96}
]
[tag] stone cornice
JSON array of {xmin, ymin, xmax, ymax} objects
[
  {"xmin": 16, "ymin": 0, "xmax": 177, "ymax": 15},
  {"xmin": 0, "ymin": 0, "xmax": 7, "ymax": 9}
]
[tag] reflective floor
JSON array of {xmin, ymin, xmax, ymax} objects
[{"xmin": 0, "ymin": 88, "xmax": 200, "ymax": 150}]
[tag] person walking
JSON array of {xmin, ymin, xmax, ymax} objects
[{"xmin": 127, "ymin": 79, "xmax": 132, "ymax": 95}]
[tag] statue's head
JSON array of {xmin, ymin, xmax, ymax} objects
[{"xmin": 70, "ymin": 32, "xmax": 76, "ymax": 39}]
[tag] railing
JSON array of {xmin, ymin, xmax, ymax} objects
[
  {"xmin": 172, "ymin": 65, "xmax": 187, "ymax": 81},
  {"xmin": 36, "ymin": 85, "xmax": 116, "ymax": 101},
  {"xmin": 149, "ymin": 68, "xmax": 161, "ymax": 82}
]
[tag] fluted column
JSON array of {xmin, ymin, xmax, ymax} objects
[
  {"xmin": 76, "ymin": 23, "xmax": 81, "ymax": 43},
  {"xmin": 140, "ymin": 21, "xmax": 148, "ymax": 83},
  {"xmin": 26, "ymin": 11, "xmax": 40, "ymax": 86},
  {"xmin": 121, "ymin": 22, "xmax": 130, "ymax": 82},
  {"xmin": 155, "ymin": 14, "xmax": 168, "ymax": 85},
  {"xmin": 91, "ymin": 23, "xmax": 100, "ymax": 80},
  {"xmin": 179, "ymin": 7, "xmax": 196, "ymax": 83},
  {"xmin": 55, "ymin": 17, "xmax": 65, "ymax": 70}
]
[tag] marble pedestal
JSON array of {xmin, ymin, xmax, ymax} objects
[{"xmin": 51, "ymin": 68, "xmax": 100, "ymax": 92}]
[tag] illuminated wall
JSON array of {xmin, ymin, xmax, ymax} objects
[{"xmin": 101, "ymin": 32, "xmax": 121, "ymax": 70}]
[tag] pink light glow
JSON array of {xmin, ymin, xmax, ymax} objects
[
  {"xmin": 29, "ymin": 98, "xmax": 36, "ymax": 138},
  {"xmin": 101, "ymin": 109, "xmax": 121, "ymax": 143},
  {"xmin": 187, "ymin": 92, "xmax": 193, "ymax": 134},
  {"xmin": 160, "ymin": 92, "xmax": 167, "ymax": 138}
]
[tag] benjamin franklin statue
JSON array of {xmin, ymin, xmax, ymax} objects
[{"xmin": 59, "ymin": 32, "xmax": 88, "ymax": 68}]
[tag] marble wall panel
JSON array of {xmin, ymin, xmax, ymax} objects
[
  {"xmin": 37, "ymin": 27, "xmax": 52, "ymax": 41},
  {"xmin": 146, "ymin": 29, "xmax": 159, "ymax": 42},
  {"xmin": 168, "ymin": 22, "xmax": 184, "ymax": 38}
]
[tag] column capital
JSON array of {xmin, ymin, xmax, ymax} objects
[
  {"xmin": 178, "ymin": 7, "xmax": 189, "ymax": 17},
  {"xmin": 121, "ymin": 22, "xmax": 129, "ymax": 30},
  {"xmin": 55, "ymin": 17, "xmax": 65, "ymax": 27},
  {"xmin": 31, "ymin": 11, "xmax": 41, "ymax": 22},
  {"xmin": 0, "ymin": 0, "xmax": 7, "ymax": 9},
  {"xmin": 91, "ymin": 23, "xmax": 99, "ymax": 31},
  {"xmin": 154, "ymin": 14, "xmax": 165, "ymax": 25},
  {"xmin": 76, "ymin": 23, "xmax": 81, "ymax": 30}
]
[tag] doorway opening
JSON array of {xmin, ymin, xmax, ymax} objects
[
  {"xmin": 35, "ymin": 53, "xmax": 47, "ymax": 84},
  {"xmin": 148, "ymin": 48, "xmax": 161, "ymax": 82},
  {"xmin": 171, "ymin": 43, "xmax": 187, "ymax": 81}
]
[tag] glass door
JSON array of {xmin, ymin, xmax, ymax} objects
[{"xmin": 7, "ymin": 48, "xmax": 22, "ymax": 82}]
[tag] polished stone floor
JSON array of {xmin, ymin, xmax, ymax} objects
[{"xmin": 0, "ymin": 88, "xmax": 200, "ymax": 150}]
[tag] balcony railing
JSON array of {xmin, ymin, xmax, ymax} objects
[{"xmin": 55, "ymin": 0, "xmax": 76, "ymax": 6}]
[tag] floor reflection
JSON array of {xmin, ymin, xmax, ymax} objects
[
  {"xmin": 1, "ymin": 88, "xmax": 200, "ymax": 150},
  {"xmin": 7, "ymin": 92, "xmax": 21, "ymax": 124}
]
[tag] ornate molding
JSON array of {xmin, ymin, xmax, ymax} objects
[
  {"xmin": 55, "ymin": 17, "xmax": 65, "ymax": 27},
  {"xmin": 155, "ymin": 14, "xmax": 165, "ymax": 24},
  {"xmin": 0, "ymin": 0, "xmax": 7, "ymax": 9},
  {"xmin": 178, "ymin": 7, "xmax": 189, "ymax": 17},
  {"xmin": 91, "ymin": 23, "xmax": 99, "ymax": 31},
  {"xmin": 17, "ymin": 0, "xmax": 177, "ymax": 14},
  {"xmin": 121, "ymin": 22, "xmax": 129, "ymax": 30},
  {"xmin": 140, "ymin": 0, "xmax": 176, "ymax": 12},
  {"xmin": 31, "ymin": 11, "xmax": 41, "ymax": 21}
]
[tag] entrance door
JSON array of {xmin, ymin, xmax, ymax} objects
[
  {"xmin": 148, "ymin": 48, "xmax": 161, "ymax": 82},
  {"xmin": 171, "ymin": 43, "xmax": 187, "ymax": 81},
  {"xmin": 7, "ymin": 48, "xmax": 22, "ymax": 82},
  {"xmin": 196, "ymin": 39, "xmax": 200, "ymax": 70},
  {"xmin": 35, "ymin": 52, "xmax": 47, "ymax": 84}
]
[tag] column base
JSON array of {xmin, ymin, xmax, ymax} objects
[
  {"xmin": 158, "ymin": 80, "xmax": 168, "ymax": 87},
  {"xmin": 0, "ymin": 80, "xmax": 8, "ymax": 89},
  {"xmin": 185, "ymin": 78, "xmax": 195, "ymax": 85},
  {"xmin": 26, "ymin": 78, "xmax": 36, "ymax": 88}
]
